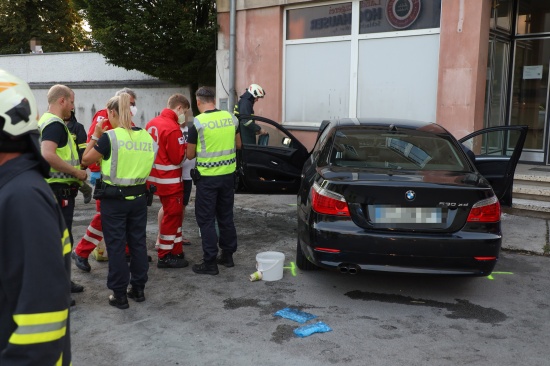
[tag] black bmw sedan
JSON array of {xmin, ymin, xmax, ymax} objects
[{"xmin": 235, "ymin": 116, "xmax": 527, "ymax": 276}]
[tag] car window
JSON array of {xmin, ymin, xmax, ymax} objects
[
  {"xmin": 330, "ymin": 128, "xmax": 469, "ymax": 171},
  {"xmin": 461, "ymin": 129, "xmax": 523, "ymax": 157},
  {"xmin": 244, "ymin": 120, "xmax": 296, "ymax": 149}
]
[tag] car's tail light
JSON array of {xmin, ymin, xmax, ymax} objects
[
  {"xmin": 467, "ymin": 196, "xmax": 500, "ymax": 223},
  {"xmin": 311, "ymin": 182, "xmax": 350, "ymax": 217}
]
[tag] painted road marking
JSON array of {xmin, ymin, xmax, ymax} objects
[
  {"xmin": 487, "ymin": 271, "xmax": 513, "ymax": 280},
  {"xmin": 284, "ymin": 262, "xmax": 297, "ymax": 276}
]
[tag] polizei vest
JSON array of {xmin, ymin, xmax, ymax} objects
[{"xmin": 194, "ymin": 110, "xmax": 238, "ymax": 176}]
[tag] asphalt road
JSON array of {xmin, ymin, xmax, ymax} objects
[{"xmin": 69, "ymin": 193, "xmax": 550, "ymax": 366}]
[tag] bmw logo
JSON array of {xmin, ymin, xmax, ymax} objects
[{"xmin": 405, "ymin": 190, "xmax": 416, "ymax": 201}]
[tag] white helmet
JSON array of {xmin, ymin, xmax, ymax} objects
[
  {"xmin": 0, "ymin": 68, "xmax": 39, "ymax": 138},
  {"xmin": 248, "ymin": 83, "xmax": 265, "ymax": 99}
]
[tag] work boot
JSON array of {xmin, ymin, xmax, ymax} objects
[
  {"xmin": 70, "ymin": 281, "xmax": 84, "ymax": 293},
  {"xmin": 80, "ymin": 181, "xmax": 93, "ymax": 204},
  {"xmin": 192, "ymin": 260, "xmax": 219, "ymax": 275},
  {"xmin": 217, "ymin": 251, "xmax": 234, "ymax": 268},
  {"xmin": 108, "ymin": 294, "xmax": 129, "ymax": 309},
  {"xmin": 72, "ymin": 250, "xmax": 91, "ymax": 272},
  {"xmin": 157, "ymin": 253, "xmax": 189, "ymax": 268},
  {"xmin": 127, "ymin": 287, "xmax": 145, "ymax": 302}
]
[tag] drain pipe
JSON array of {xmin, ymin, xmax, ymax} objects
[{"xmin": 227, "ymin": 0, "xmax": 236, "ymax": 112}]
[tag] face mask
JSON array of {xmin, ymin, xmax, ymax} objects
[
  {"xmin": 130, "ymin": 105, "xmax": 137, "ymax": 116},
  {"xmin": 178, "ymin": 113, "xmax": 186, "ymax": 125}
]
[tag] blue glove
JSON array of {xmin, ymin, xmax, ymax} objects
[{"xmin": 90, "ymin": 171, "xmax": 101, "ymax": 185}]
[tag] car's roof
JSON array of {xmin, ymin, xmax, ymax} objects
[{"xmin": 320, "ymin": 118, "xmax": 449, "ymax": 135}]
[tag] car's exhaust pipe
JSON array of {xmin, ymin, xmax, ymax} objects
[{"xmin": 338, "ymin": 263, "xmax": 360, "ymax": 274}]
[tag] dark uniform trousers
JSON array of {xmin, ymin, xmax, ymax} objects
[
  {"xmin": 101, "ymin": 194, "xmax": 149, "ymax": 296},
  {"xmin": 49, "ymin": 183, "xmax": 78, "ymax": 245},
  {"xmin": 195, "ymin": 173, "xmax": 238, "ymax": 263}
]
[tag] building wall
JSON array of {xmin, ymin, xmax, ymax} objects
[
  {"xmin": 217, "ymin": 0, "xmax": 491, "ymax": 151},
  {"xmin": 218, "ymin": 6, "xmax": 284, "ymax": 122},
  {"xmin": 0, "ymin": 52, "xmax": 190, "ymax": 132},
  {"xmin": 437, "ymin": 0, "xmax": 491, "ymax": 139}
]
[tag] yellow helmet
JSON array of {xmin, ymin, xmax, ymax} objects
[{"xmin": 0, "ymin": 68, "xmax": 39, "ymax": 138}]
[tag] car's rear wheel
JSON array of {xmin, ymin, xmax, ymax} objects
[{"xmin": 296, "ymin": 239, "xmax": 317, "ymax": 270}]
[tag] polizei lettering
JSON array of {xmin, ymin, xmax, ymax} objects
[
  {"xmin": 118, "ymin": 140, "xmax": 154, "ymax": 151},
  {"xmin": 205, "ymin": 118, "xmax": 233, "ymax": 130}
]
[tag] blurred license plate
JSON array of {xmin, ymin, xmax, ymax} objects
[{"xmin": 371, "ymin": 206, "xmax": 444, "ymax": 224}]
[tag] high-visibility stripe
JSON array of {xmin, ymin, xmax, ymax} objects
[
  {"xmin": 87, "ymin": 225, "xmax": 103, "ymax": 237},
  {"xmin": 83, "ymin": 234, "xmax": 101, "ymax": 245},
  {"xmin": 196, "ymin": 148, "xmax": 236, "ymax": 158},
  {"xmin": 62, "ymin": 229, "xmax": 71, "ymax": 256},
  {"xmin": 160, "ymin": 234, "xmax": 176, "ymax": 241},
  {"xmin": 157, "ymin": 243, "xmax": 173, "ymax": 250},
  {"xmin": 153, "ymin": 163, "xmax": 182, "ymax": 171},
  {"xmin": 147, "ymin": 176, "xmax": 182, "ymax": 184},
  {"xmin": 174, "ymin": 237, "xmax": 183, "ymax": 243},
  {"xmin": 10, "ymin": 310, "xmax": 68, "ymax": 345},
  {"xmin": 78, "ymin": 143, "xmax": 87, "ymax": 149}
]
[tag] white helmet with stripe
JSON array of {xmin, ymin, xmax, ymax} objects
[{"xmin": 0, "ymin": 69, "xmax": 39, "ymax": 138}]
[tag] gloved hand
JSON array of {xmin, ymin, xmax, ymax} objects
[{"xmin": 90, "ymin": 171, "xmax": 101, "ymax": 185}]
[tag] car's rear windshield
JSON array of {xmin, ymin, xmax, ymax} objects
[{"xmin": 330, "ymin": 128, "xmax": 469, "ymax": 171}]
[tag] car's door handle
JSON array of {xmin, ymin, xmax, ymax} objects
[{"xmin": 270, "ymin": 161, "xmax": 279, "ymax": 165}]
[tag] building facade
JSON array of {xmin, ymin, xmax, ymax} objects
[{"xmin": 216, "ymin": 0, "xmax": 550, "ymax": 164}]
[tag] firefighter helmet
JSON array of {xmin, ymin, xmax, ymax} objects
[
  {"xmin": 0, "ymin": 68, "xmax": 39, "ymax": 138},
  {"xmin": 248, "ymin": 84, "xmax": 265, "ymax": 99}
]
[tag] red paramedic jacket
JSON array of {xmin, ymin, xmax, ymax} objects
[{"xmin": 145, "ymin": 108, "xmax": 186, "ymax": 196}]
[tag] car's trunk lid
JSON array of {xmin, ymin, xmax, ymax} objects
[{"xmin": 320, "ymin": 167, "xmax": 495, "ymax": 232}]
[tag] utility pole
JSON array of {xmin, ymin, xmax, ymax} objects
[{"xmin": 228, "ymin": 0, "xmax": 236, "ymax": 112}]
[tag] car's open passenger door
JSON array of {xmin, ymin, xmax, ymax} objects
[
  {"xmin": 459, "ymin": 125, "xmax": 528, "ymax": 207},
  {"xmin": 236, "ymin": 115, "xmax": 309, "ymax": 194}
]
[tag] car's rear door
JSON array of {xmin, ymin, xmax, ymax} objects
[
  {"xmin": 459, "ymin": 126, "xmax": 528, "ymax": 207},
  {"xmin": 236, "ymin": 115, "xmax": 309, "ymax": 194}
]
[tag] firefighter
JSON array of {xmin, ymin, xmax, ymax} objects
[
  {"xmin": 72, "ymin": 87, "xmax": 138, "ymax": 271},
  {"xmin": 146, "ymin": 94, "xmax": 190, "ymax": 268},
  {"xmin": 187, "ymin": 86, "xmax": 241, "ymax": 275},
  {"xmin": 81, "ymin": 92, "xmax": 156, "ymax": 309},
  {"xmin": 38, "ymin": 84, "xmax": 86, "ymax": 295},
  {"xmin": 234, "ymin": 83, "xmax": 268, "ymax": 144},
  {"xmin": 0, "ymin": 69, "xmax": 72, "ymax": 364}
]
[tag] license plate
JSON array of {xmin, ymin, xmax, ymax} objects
[{"xmin": 370, "ymin": 206, "xmax": 445, "ymax": 224}]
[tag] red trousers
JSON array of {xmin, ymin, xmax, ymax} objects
[
  {"xmin": 157, "ymin": 194, "xmax": 183, "ymax": 258},
  {"xmin": 74, "ymin": 200, "xmax": 129, "ymax": 258}
]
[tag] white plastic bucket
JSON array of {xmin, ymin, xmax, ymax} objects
[{"xmin": 256, "ymin": 251, "xmax": 285, "ymax": 281}]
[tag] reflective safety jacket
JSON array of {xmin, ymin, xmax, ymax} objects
[
  {"xmin": 194, "ymin": 110, "xmax": 239, "ymax": 176},
  {"xmin": 0, "ymin": 153, "xmax": 72, "ymax": 365},
  {"xmin": 38, "ymin": 112, "xmax": 82, "ymax": 186},
  {"xmin": 145, "ymin": 108, "xmax": 186, "ymax": 196},
  {"xmin": 101, "ymin": 127, "xmax": 156, "ymax": 195}
]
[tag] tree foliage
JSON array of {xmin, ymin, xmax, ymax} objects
[
  {"xmin": 77, "ymin": 0, "xmax": 218, "ymax": 113},
  {"xmin": 0, "ymin": 0, "xmax": 90, "ymax": 54}
]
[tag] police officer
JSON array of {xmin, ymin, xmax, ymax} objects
[
  {"xmin": 187, "ymin": 86, "xmax": 241, "ymax": 275},
  {"xmin": 81, "ymin": 93, "xmax": 156, "ymax": 309},
  {"xmin": 0, "ymin": 69, "xmax": 72, "ymax": 364},
  {"xmin": 38, "ymin": 84, "xmax": 86, "ymax": 295},
  {"xmin": 234, "ymin": 83, "xmax": 267, "ymax": 144}
]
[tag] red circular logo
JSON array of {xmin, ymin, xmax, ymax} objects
[{"xmin": 386, "ymin": 0, "xmax": 421, "ymax": 29}]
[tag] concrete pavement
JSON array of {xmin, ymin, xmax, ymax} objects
[{"xmin": 233, "ymin": 194, "xmax": 549, "ymax": 256}]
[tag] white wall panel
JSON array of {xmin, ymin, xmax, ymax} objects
[
  {"xmin": 285, "ymin": 41, "xmax": 351, "ymax": 123},
  {"xmin": 357, "ymin": 34, "xmax": 440, "ymax": 122}
]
